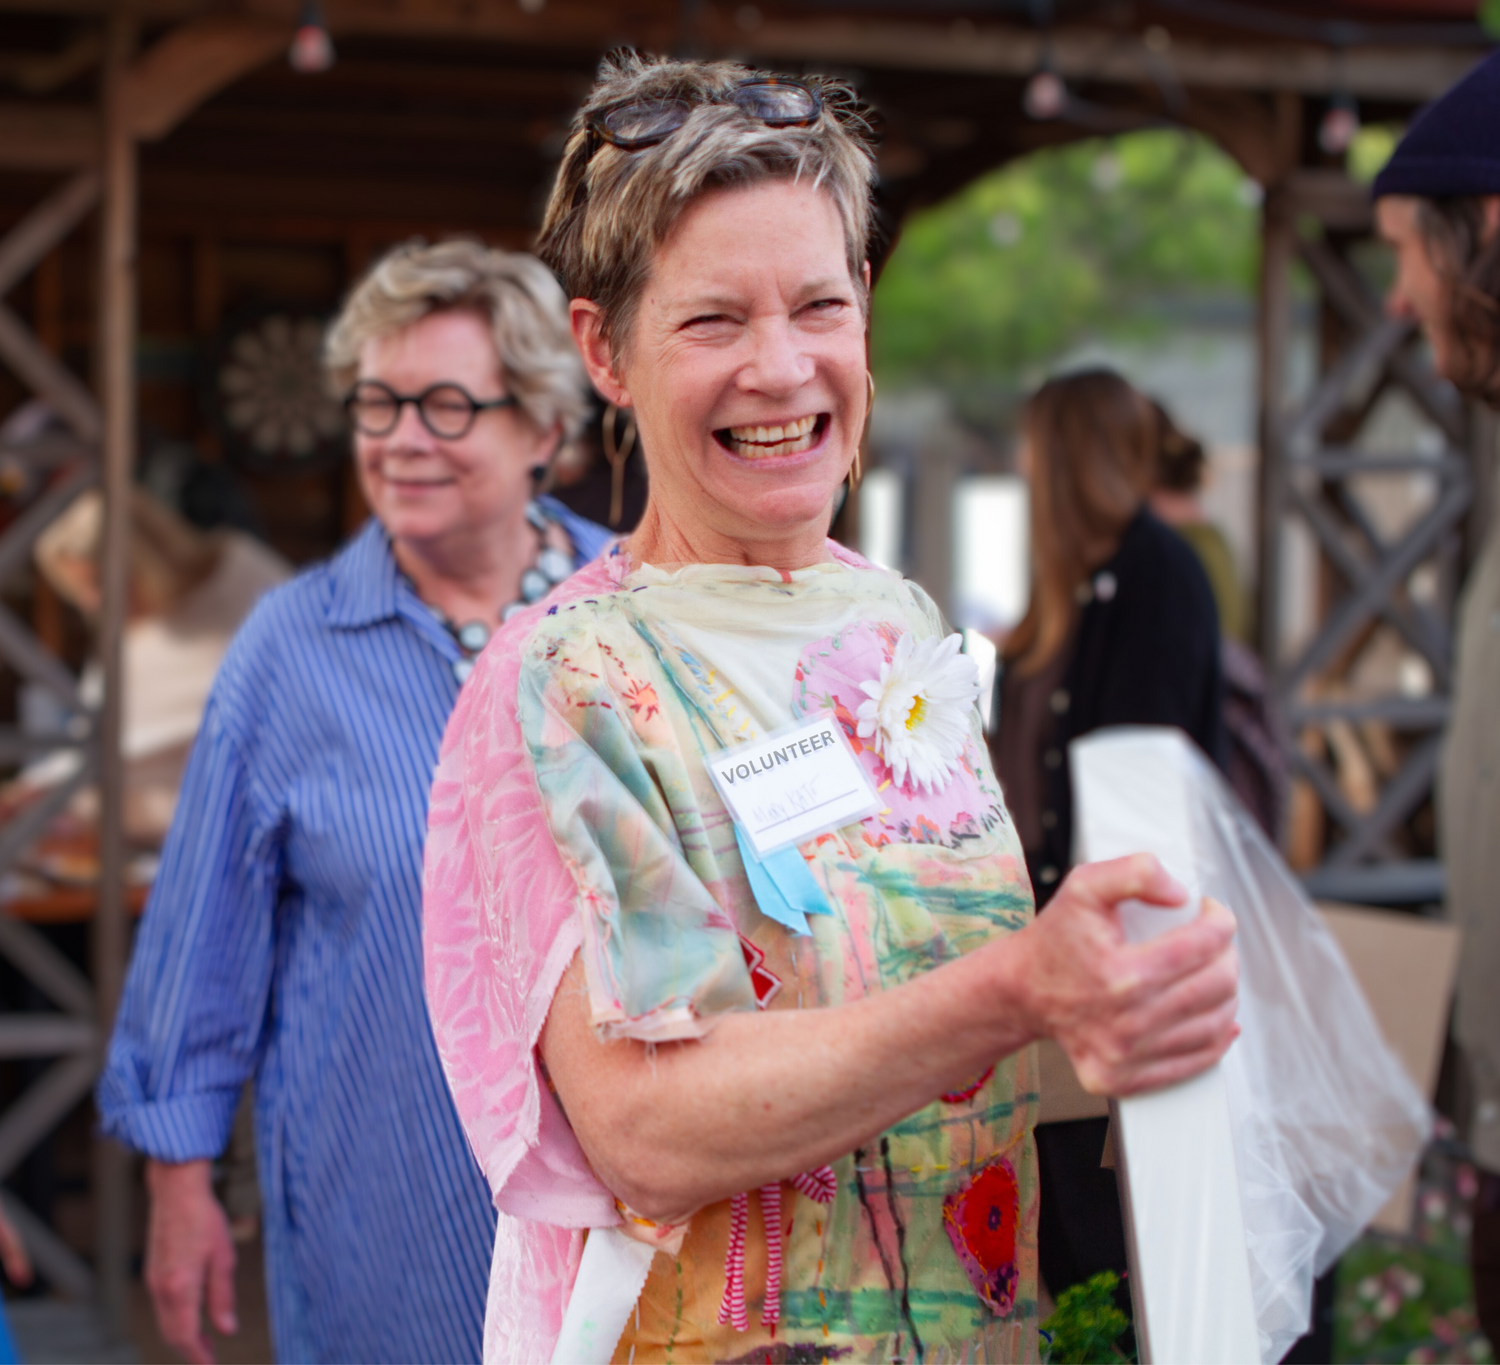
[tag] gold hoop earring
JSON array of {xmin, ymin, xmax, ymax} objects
[
  {"xmin": 848, "ymin": 371, "xmax": 874, "ymax": 494},
  {"xmin": 602, "ymin": 403, "xmax": 637, "ymax": 529}
]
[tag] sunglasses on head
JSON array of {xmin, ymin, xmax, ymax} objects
[{"xmin": 585, "ymin": 77, "xmax": 823, "ymax": 156}]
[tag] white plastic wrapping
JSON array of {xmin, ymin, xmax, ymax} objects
[{"xmin": 1072, "ymin": 728, "xmax": 1432, "ymax": 1364}]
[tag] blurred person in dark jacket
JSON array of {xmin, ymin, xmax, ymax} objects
[
  {"xmin": 990, "ymin": 368, "xmax": 1226, "ymax": 1306},
  {"xmin": 1373, "ymin": 47, "xmax": 1500, "ymax": 1349},
  {"xmin": 1147, "ymin": 401, "xmax": 1287, "ymax": 841}
]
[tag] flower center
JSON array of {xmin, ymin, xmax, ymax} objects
[{"xmin": 905, "ymin": 693, "xmax": 927, "ymax": 731}]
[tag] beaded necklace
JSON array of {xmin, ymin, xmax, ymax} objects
[{"xmin": 416, "ymin": 501, "xmax": 575, "ymax": 684}]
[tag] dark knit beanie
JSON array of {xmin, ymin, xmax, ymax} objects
[{"xmin": 1373, "ymin": 47, "xmax": 1500, "ymax": 200}]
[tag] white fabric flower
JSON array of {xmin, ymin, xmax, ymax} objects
[{"xmin": 855, "ymin": 631, "xmax": 980, "ymax": 792}]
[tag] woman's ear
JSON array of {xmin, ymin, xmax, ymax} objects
[{"xmin": 570, "ymin": 300, "xmax": 630, "ymax": 408}]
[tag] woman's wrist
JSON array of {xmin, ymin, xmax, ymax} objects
[
  {"xmin": 145, "ymin": 1157, "xmax": 214, "ymax": 1198},
  {"xmin": 962, "ymin": 925, "xmax": 1046, "ymax": 1057}
]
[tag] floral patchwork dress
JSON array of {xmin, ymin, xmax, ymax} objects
[{"xmin": 423, "ymin": 542, "xmax": 1040, "ymax": 1365}]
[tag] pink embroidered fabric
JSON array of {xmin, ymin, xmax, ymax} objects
[{"xmin": 422, "ymin": 555, "xmax": 621, "ymax": 1360}]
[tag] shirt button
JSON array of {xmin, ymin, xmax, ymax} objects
[
  {"xmin": 1039, "ymin": 865, "xmax": 1059, "ymax": 885},
  {"xmin": 1043, "ymin": 747, "xmax": 1062, "ymax": 770},
  {"xmin": 1041, "ymin": 809, "xmax": 1057, "ymax": 830},
  {"xmin": 1049, "ymin": 689, "xmax": 1070, "ymax": 715}
]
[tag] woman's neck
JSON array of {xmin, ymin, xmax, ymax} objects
[
  {"xmin": 1148, "ymin": 488, "xmax": 1204, "ymax": 528},
  {"xmin": 627, "ymin": 500, "xmax": 835, "ymax": 573},
  {"xmin": 392, "ymin": 505, "xmax": 535, "ymax": 625}
]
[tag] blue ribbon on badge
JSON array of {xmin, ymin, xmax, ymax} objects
[{"xmin": 734, "ymin": 825, "xmax": 833, "ymax": 936}]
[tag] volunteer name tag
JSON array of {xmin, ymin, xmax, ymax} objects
[{"xmin": 707, "ymin": 713, "xmax": 881, "ymax": 860}]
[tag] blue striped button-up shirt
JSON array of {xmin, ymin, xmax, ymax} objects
[{"xmin": 98, "ymin": 504, "xmax": 611, "ymax": 1364}]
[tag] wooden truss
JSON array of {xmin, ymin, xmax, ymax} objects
[
  {"xmin": 0, "ymin": 170, "xmax": 104, "ymax": 1304},
  {"xmin": 1259, "ymin": 172, "xmax": 1484, "ymax": 905}
]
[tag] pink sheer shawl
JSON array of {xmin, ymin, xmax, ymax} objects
[{"xmin": 423, "ymin": 555, "xmax": 621, "ymax": 1362}]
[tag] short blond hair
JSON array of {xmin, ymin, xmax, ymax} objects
[
  {"xmin": 537, "ymin": 50, "xmax": 876, "ymax": 356},
  {"xmin": 323, "ymin": 238, "xmax": 591, "ymax": 442}
]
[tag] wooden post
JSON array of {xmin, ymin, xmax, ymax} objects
[
  {"xmin": 94, "ymin": 9, "xmax": 137, "ymax": 1338},
  {"xmin": 1256, "ymin": 183, "xmax": 1295, "ymax": 668},
  {"xmin": 1254, "ymin": 91, "xmax": 1303, "ymax": 665}
]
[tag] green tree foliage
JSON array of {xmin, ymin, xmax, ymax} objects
[{"xmin": 871, "ymin": 130, "xmax": 1259, "ymax": 397}]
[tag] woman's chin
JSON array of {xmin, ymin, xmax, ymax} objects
[{"xmin": 711, "ymin": 482, "xmax": 845, "ymax": 543}]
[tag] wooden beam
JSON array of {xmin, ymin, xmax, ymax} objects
[
  {"xmin": 121, "ymin": 14, "xmax": 291, "ymax": 141},
  {"xmin": 95, "ymin": 9, "xmax": 137, "ymax": 1337},
  {"xmin": 240, "ymin": 0, "xmax": 1488, "ymax": 102},
  {"xmin": 0, "ymin": 104, "xmax": 99, "ymax": 170},
  {"xmin": 0, "ymin": 170, "xmax": 100, "ymax": 298},
  {"xmin": 0, "ymin": 304, "xmax": 101, "ymax": 440},
  {"xmin": 719, "ymin": 15, "xmax": 1482, "ymax": 101},
  {"xmin": 0, "ymin": 0, "xmax": 202, "ymax": 15}
]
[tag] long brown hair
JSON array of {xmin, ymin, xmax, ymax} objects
[
  {"xmin": 1003, "ymin": 369, "xmax": 1157, "ymax": 676},
  {"xmin": 1417, "ymin": 196, "xmax": 1500, "ymax": 407}
]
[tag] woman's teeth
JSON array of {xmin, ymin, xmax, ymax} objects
[{"xmin": 723, "ymin": 414, "xmax": 819, "ymax": 458}]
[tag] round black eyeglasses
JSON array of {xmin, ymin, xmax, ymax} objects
[
  {"xmin": 344, "ymin": 380, "xmax": 517, "ymax": 440},
  {"xmin": 587, "ymin": 77, "xmax": 822, "ymax": 154}
]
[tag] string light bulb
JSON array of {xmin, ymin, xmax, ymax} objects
[
  {"xmin": 1024, "ymin": 69, "xmax": 1066, "ymax": 120},
  {"xmin": 1319, "ymin": 93, "xmax": 1360, "ymax": 155},
  {"xmin": 290, "ymin": 0, "xmax": 335, "ymax": 74}
]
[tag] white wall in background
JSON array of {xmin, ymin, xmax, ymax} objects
[
  {"xmin": 952, "ymin": 475, "xmax": 1029, "ymax": 633},
  {"xmin": 858, "ymin": 467, "xmax": 903, "ymax": 572}
]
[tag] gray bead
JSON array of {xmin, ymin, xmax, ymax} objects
[
  {"xmin": 452, "ymin": 658, "xmax": 474, "ymax": 685},
  {"xmin": 521, "ymin": 567, "xmax": 550, "ymax": 602},
  {"xmin": 525, "ymin": 501, "xmax": 550, "ymax": 533},
  {"xmin": 1093, "ymin": 570, "xmax": 1118, "ymax": 602},
  {"xmin": 538, "ymin": 548, "xmax": 573, "ymax": 583},
  {"xmin": 502, "ymin": 601, "xmax": 529, "ymax": 622},
  {"xmin": 457, "ymin": 621, "xmax": 490, "ymax": 653}
]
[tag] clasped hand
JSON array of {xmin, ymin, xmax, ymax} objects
[{"xmin": 1006, "ymin": 852, "xmax": 1240, "ymax": 1096}]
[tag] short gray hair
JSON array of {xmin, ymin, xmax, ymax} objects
[
  {"xmin": 537, "ymin": 50, "xmax": 876, "ymax": 357},
  {"xmin": 324, "ymin": 238, "xmax": 591, "ymax": 442}
]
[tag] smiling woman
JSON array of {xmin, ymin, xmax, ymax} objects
[{"xmin": 421, "ymin": 51, "xmax": 1242, "ymax": 1365}]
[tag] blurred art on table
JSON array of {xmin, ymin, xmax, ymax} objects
[{"xmin": 2, "ymin": 488, "xmax": 290, "ymax": 887}]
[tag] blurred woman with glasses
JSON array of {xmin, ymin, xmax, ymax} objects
[{"xmin": 98, "ymin": 239, "xmax": 609, "ymax": 1365}]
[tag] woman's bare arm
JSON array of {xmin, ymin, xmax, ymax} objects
[{"xmin": 539, "ymin": 853, "xmax": 1238, "ymax": 1223}]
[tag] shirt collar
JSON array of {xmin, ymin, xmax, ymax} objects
[{"xmin": 324, "ymin": 518, "xmax": 403, "ymax": 629}]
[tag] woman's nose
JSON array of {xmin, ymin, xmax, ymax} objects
[
  {"xmin": 741, "ymin": 319, "xmax": 816, "ymax": 394},
  {"xmin": 387, "ymin": 398, "xmax": 437, "ymax": 448}
]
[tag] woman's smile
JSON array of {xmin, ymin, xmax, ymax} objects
[{"xmin": 714, "ymin": 412, "xmax": 827, "ymax": 459}]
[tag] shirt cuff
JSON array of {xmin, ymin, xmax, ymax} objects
[{"xmin": 95, "ymin": 1082, "xmax": 240, "ymax": 1164}]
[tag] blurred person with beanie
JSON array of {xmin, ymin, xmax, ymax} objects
[{"xmin": 1373, "ymin": 46, "xmax": 1500, "ymax": 1349}]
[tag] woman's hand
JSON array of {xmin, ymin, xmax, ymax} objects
[
  {"xmin": 0, "ymin": 1198, "xmax": 31, "ymax": 1290},
  {"xmin": 144, "ymin": 1159, "xmax": 238, "ymax": 1365},
  {"xmin": 999, "ymin": 852, "xmax": 1240, "ymax": 1095}
]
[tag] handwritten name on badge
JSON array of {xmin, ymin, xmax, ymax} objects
[{"xmin": 707, "ymin": 713, "xmax": 881, "ymax": 859}]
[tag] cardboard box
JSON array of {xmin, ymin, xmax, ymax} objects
[{"xmin": 1318, "ymin": 902, "xmax": 1461, "ymax": 1234}]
